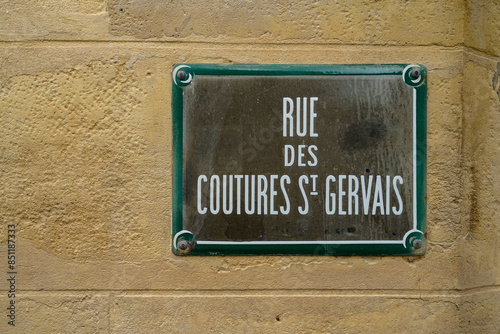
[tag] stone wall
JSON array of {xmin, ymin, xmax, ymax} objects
[{"xmin": 0, "ymin": 1, "xmax": 498, "ymax": 332}]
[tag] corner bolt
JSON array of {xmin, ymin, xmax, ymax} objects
[
  {"xmin": 178, "ymin": 240, "xmax": 189, "ymax": 251},
  {"xmin": 176, "ymin": 70, "xmax": 187, "ymax": 81},
  {"xmin": 410, "ymin": 69, "xmax": 420, "ymax": 80}
]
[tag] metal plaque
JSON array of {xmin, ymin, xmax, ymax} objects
[{"xmin": 172, "ymin": 64, "xmax": 426, "ymax": 256}]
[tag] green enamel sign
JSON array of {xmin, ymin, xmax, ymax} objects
[{"xmin": 172, "ymin": 64, "xmax": 427, "ymax": 256}]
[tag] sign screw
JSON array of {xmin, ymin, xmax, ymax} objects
[
  {"xmin": 410, "ymin": 69, "xmax": 420, "ymax": 80},
  {"xmin": 178, "ymin": 240, "xmax": 189, "ymax": 251},
  {"xmin": 413, "ymin": 239, "xmax": 423, "ymax": 249},
  {"xmin": 177, "ymin": 70, "xmax": 187, "ymax": 81}
]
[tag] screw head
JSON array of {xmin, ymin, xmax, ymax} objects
[
  {"xmin": 413, "ymin": 239, "xmax": 423, "ymax": 249},
  {"xmin": 178, "ymin": 240, "xmax": 189, "ymax": 251},
  {"xmin": 410, "ymin": 69, "xmax": 420, "ymax": 80},
  {"xmin": 176, "ymin": 70, "xmax": 187, "ymax": 81}
]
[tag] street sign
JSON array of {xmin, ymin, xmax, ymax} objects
[{"xmin": 172, "ymin": 64, "xmax": 426, "ymax": 255}]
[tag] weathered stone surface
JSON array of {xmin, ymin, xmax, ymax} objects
[
  {"xmin": 0, "ymin": 294, "xmax": 109, "ymax": 334},
  {"xmin": 0, "ymin": 45, "xmax": 467, "ymax": 291},
  {"xmin": 458, "ymin": 55, "xmax": 500, "ymax": 290},
  {"xmin": 0, "ymin": 0, "xmax": 465, "ymax": 44},
  {"xmin": 0, "ymin": 0, "xmax": 499, "ymax": 332},
  {"xmin": 110, "ymin": 293, "xmax": 461, "ymax": 333},
  {"xmin": 459, "ymin": 289, "xmax": 500, "ymax": 333},
  {"xmin": 465, "ymin": 0, "xmax": 500, "ymax": 56},
  {"xmin": 0, "ymin": 0, "xmax": 108, "ymax": 41},
  {"xmin": 0, "ymin": 56, "xmax": 170, "ymax": 262},
  {"xmin": 107, "ymin": 0, "xmax": 465, "ymax": 45}
]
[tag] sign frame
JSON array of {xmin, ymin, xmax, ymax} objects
[{"xmin": 172, "ymin": 64, "xmax": 427, "ymax": 256}]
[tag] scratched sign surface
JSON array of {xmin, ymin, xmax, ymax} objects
[{"xmin": 172, "ymin": 64, "xmax": 427, "ymax": 256}]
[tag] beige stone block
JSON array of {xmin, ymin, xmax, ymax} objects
[
  {"xmin": 110, "ymin": 293, "xmax": 461, "ymax": 333},
  {"xmin": 465, "ymin": 0, "xmax": 500, "ymax": 57},
  {"xmin": 426, "ymin": 70, "xmax": 464, "ymax": 246},
  {"xmin": 459, "ymin": 289, "xmax": 500, "ymax": 333},
  {"xmin": 461, "ymin": 58, "xmax": 500, "ymax": 232},
  {"xmin": 0, "ymin": 56, "xmax": 172, "ymax": 262},
  {"xmin": 0, "ymin": 0, "xmax": 108, "ymax": 41},
  {"xmin": 107, "ymin": 0, "xmax": 464, "ymax": 46},
  {"xmin": 0, "ymin": 45, "xmax": 468, "ymax": 293},
  {"xmin": 3, "ymin": 237, "xmax": 463, "ymax": 291},
  {"xmin": 458, "ymin": 55, "xmax": 500, "ymax": 289},
  {"xmin": 0, "ymin": 293, "xmax": 109, "ymax": 334}
]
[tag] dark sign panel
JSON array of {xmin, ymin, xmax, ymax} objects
[{"xmin": 172, "ymin": 64, "xmax": 426, "ymax": 255}]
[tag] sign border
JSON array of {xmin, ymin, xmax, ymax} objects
[{"xmin": 172, "ymin": 64, "xmax": 427, "ymax": 256}]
